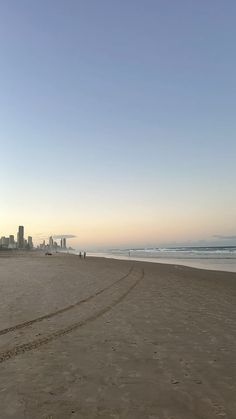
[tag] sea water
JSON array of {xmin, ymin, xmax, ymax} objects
[{"xmin": 88, "ymin": 246, "xmax": 236, "ymax": 273}]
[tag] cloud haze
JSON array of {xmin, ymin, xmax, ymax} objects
[
  {"xmin": 53, "ymin": 235, "xmax": 77, "ymax": 239},
  {"xmin": 213, "ymin": 235, "xmax": 236, "ymax": 240}
]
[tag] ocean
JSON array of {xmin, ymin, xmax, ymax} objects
[{"xmin": 88, "ymin": 246, "xmax": 236, "ymax": 273}]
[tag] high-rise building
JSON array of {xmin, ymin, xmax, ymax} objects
[
  {"xmin": 1, "ymin": 237, "xmax": 9, "ymax": 247},
  {"xmin": 9, "ymin": 235, "xmax": 16, "ymax": 249},
  {"xmin": 9, "ymin": 235, "xmax": 15, "ymax": 245},
  {"xmin": 1, "ymin": 236, "xmax": 6, "ymax": 246},
  {"xmin": 60, "ymin": 239, "xmax": 63, "ymax": 248},
  {"xmin": 49, "ymin": 236, "xmax": 53, "ymax": 247},
  {"xmin": 1, "ymin": 236, "xmax": 7, "ymax": 247},
  {"xmin": 18, "ymin": 226, "xmax": 24, "ymax": 249},
  {"xmin": 63, "ymin": 238, "xmax": 66, "ymax": 248},
  {"xmin": 28, "ymin": 236, "xmax": 33, "ymax": 248},
  {"xmin": 1, "ymin": 236, "xmax": 9, "ymax": 247}
]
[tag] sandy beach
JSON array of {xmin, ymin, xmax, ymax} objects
[{"xmin": 0, "ymin": 252, "xmax": 235, "ymax": 419}]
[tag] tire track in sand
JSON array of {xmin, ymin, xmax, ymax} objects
[
  {"xmin": 0, "ymin": 266, "xmax": 134, "ymax": 337},
  {"xmin": 0, "ymin": 269, "xmax": 144, "ymax": 364}
]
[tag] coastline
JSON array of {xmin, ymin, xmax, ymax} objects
[
  {"xmin": 87, "ymin": 252, "xmax": 236, "ymax": 273},
  {"xmin": 0, "ymin": 252, "xmax": 235, "ymax": 418}
]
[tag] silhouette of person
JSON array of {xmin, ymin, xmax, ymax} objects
[
  {"xmin": 79, "ymin": 252, "xmax": 82, "ymax": 258},
  {"xmin": 84, "ymin": 251, "xmax": 86, "ymax": 259}
]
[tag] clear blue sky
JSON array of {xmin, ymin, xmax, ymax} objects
[{"xmin": 1, "ymin": 0, "xmax": 236, "ymax": 248}]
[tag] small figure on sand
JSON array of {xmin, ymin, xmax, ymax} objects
[
  {"xmin": 79, "ymin": 252, "xmax": 82, "ymax": 258},
  {"xmin": 84, "ymin": 251, "xmax": 86, "ymax": 259}
]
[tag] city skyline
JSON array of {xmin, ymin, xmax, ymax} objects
[
  {"xmin": 0, "ymin": 225, "xmax": 33, "ymax": 250},
  {"xmin": 0, "ymin": 225, "xmax": 72, "ymax": 251},
  {"xmin": 1, "ymin": 224, "xmax": 236, "ymax": 250},
  {"xmin": 1, "ymin": 1, "xmax": 236, "ymax": 248}
]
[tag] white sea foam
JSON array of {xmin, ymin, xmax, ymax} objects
[{"xmin": 86, "ymin": 246, "xmax": 236, "ymax": 273}]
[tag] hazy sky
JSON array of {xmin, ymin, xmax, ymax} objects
[{"xmin": 1, "ymin": 0, "xmax": 236, "ymax": 249}]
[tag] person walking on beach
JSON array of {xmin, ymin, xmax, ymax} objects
[
  {"xmin": 84, "ymin": 251, "xmax": 86, "ymax": 259},
  {"xmin": 79, "ymin": 252, "xmax": 82, "ymax": 258}
]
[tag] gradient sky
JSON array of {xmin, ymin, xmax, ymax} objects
[{"xmin": 1, "ymin": 0, "xmax": 236, "ymax": 249}]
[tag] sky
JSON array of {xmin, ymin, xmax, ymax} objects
[{"xmin": 0, "ymin": 0, "xmax": 236, "ymax": 249}]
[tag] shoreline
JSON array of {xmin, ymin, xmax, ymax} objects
[
  {"xmin": 87, "ymin": 252, "xmax": 236, "ymax": 273},
  {"xmin": 3, "ymin": 249, "xmax": 236, "ymax": 274}
]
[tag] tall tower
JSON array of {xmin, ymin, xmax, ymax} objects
[
  {"xmin": 18, "ymin": 226, "xmax": 24, "ymax": 249},
  {"xmin": 63, "ymin": 238, "xmax": 66, "ymax": 249},
  {"xmin": 9, "ymin": 235, "xmax": 15, "ymax": 248},
  {"xmin": 28, "ymin": 236, "xmax": 33, "ymax": 248}
]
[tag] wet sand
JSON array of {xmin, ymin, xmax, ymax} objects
[{"xmin": 0, "ymin": 252, "xmax": 235, "ymax": 418}]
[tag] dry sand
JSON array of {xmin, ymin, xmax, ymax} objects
[{"xmin": 0, "ymin": 251, "xmax": 235, "ymax": 419}]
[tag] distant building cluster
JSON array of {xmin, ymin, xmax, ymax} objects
[
  {"xmin": 0, "ymin": 225, "xmax": 33, "ymax": 250},
  {"xmin": 39, "ymin": 236, "xmax": 68, "ymax": 251},
  {"xmin": 0, "ymin": 226, "xmax": 73, "ymax": 253}
]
